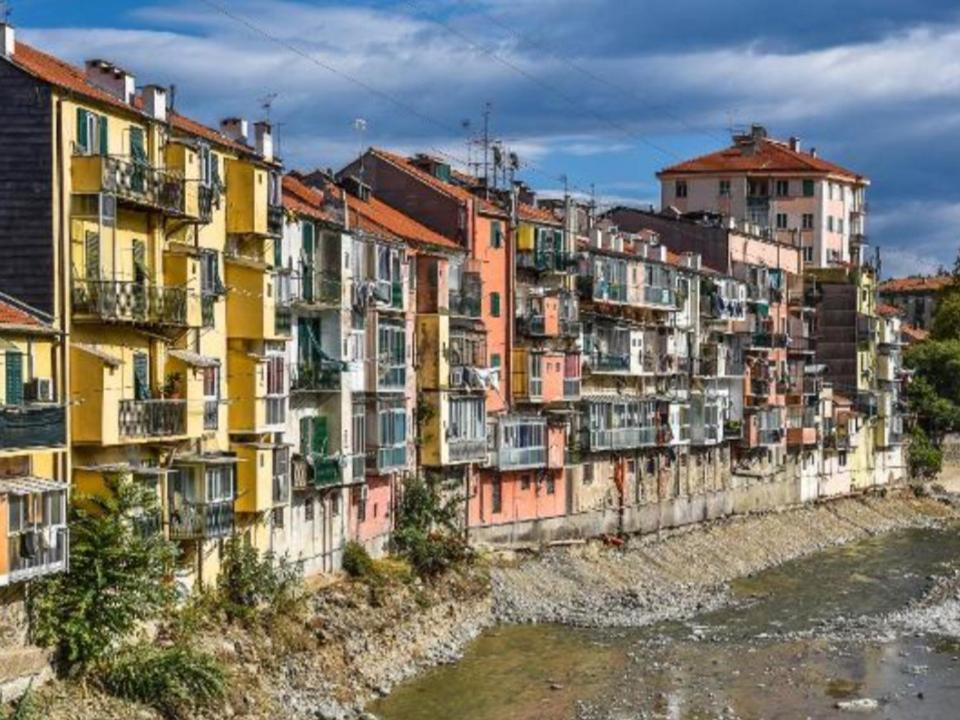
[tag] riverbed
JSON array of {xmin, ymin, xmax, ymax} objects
[{"xmin": 370, "ymin": 526, "xmax": 960, "ymax": 719}]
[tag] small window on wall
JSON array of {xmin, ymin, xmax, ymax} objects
[
  {"xmin": 546, "ymin": 477, "xmax": 556, "ymax": 495},
  {"xmin": 775, "ymin": 180, "xmax": 790, "ymax": 197},
  {"xmin": 802, "ymin": 179, "xmax": 815, "ymax": 197},
  {"xmin": 776, "ymin": 213, "xmax": 788, "ymax": 230},
  {"xmin": 490, "ymin": 292, "xmax": 501, "ymax": 317},
  {"xmin": 719, "ymin": 180, "xmax": 730, "ymax": 196},
  {"xmin": 520, "ymin": 474, "xmax": 531, "ymax": 490},
  {"xmin": 75, "ymin": 108, "xmax": 107, "ymax": 156},
  {"xmin": 675, "ymin": 180, "xmax": 688, "ymax": 198},
  {"xmin": 4, "ymin": 351, "xmax": 24, "ymax": 406},
  {"xmin": 304, "ymin": 498, "xmax": 315, "ymax": 522},
  {"xmin": 490, "ymin": 221, "xmax": 503, "ymax": 249},
  {"xmin": 803, "ymin": 247, "xmax": 814, "ymax": 264},
  {"xmin": 802, "ymin": 213, "xmax": 814, "ymax": 230},
  {"xmin": 492, "ymin": 477, "xmax": 502, "ymax": 513},
  {"xmin": 491, "ymin": 353, "xmax": 501, "ymax": 370}
]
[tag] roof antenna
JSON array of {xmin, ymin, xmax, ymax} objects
[
  {"xmin": 0, "ymin": 2, "xmax": 11, "ymax": 23},
  {"xmin": 259, "ymin": 92, "xmax": 278, "ymax": 121}
]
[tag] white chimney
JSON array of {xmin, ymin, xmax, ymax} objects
[
  {"xmin": 789, "ymin": 136, "xmax": 800, "ymax": 152},
  {"xmin": 809, "ymin": 147, "xmax": 818, "ymax": 158},
  {"xmin": 1, "ymin": 22, "xmax": 15, "ymax": 58},
  {"xmin": 254, "ymin": 121, "xmax": 273, "ymax": 161},
  {"xmin": 142, "ymin": 85, "xmax": 167, "ymax": 122},
  {"xmin": 84, "ymin": 59, "xmax": 136, "ymax": 103},
  {"xmin": 220, "ymin": 117, "xmax": 249, "ymax": 145}
]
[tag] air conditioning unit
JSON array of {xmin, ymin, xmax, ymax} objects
[{"xmin": 24, "ymin": 377, "xmax": 54, "ymax": 403}]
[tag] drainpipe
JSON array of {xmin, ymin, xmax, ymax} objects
[{"xmin": 55, "ymin": 98, "xmax": 71, "ymax": 490}]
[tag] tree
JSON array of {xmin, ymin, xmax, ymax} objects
[
  {"xmin": 908, "ymin": 427, "xmax": 943, "ymax": 480},
  {"xmin": 29, "ymin": 476, "xmax": 178, "ymax": 671},
  {"xmin": 391, "ymin": 475, "xmax": 470, "ymax": 577},
  {"xmin": 904, "ymin": 340, "xmax": 960, "ymax": 438}
]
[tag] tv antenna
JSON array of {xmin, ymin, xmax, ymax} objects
[
  {"xmin": 259, "ymin": 92, "xmax": 279, "ymax": 121},
  {"xmin": 0, "ymin": 2, "xmax": 11, "ymax": 23}
]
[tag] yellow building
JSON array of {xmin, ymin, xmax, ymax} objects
[{"xmin": 0, "ymin": 33, "xmax": 284, "ymax": 587}]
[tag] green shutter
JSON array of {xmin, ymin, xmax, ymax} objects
[
  {"xmin": 312, "ymin": 416, "xmax": 328, "ymax": 455},
  {"xmin": 5, "ymin": 352, "xmax": 23, "ymax": 406},
  {"xmin": 490, "ymin": 291, "xmax": 501, "ymax": 317},
  {"xmin": 99, "ymin": 115, "xmax": 108, "ymax": 156},
  {"xmin": 130, "ymin": 128, "xmax": 147, "ymax": 164},
  {"xmin": 490, "ymin": 222, "xmax": 502, "ymax": 248},
  {"xmin": 299, "ymin": 417, "xmax": 311, "ymax": 457},
  {"xmin": 76, "ymin": 108, "xmax": 89, "ymax": 153},
  {"xmin": 803, "ymin": 179, "xmax": 814, "ymax": 197},
  {"xmin": 301, "ymin": 223, "xmax": 315, "ymax": 302},
  {"xmin": 133, "ymin": 353, "xmax": 149, "ymax": 401},
  {"xmin": 85, "ymin": 231, "xmax": 100, "ymax": 280}
]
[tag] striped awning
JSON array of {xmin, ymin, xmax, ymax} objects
[{"xmin": 0, "ymin": 477, "xmax": 67, "ymax": 496}]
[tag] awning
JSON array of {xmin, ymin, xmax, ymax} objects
[
  {"xmin": 174, "ymin": 453, "xmax": 239, "ymax": 465},
  {"xmin": 0, "ymin": 477, "xmax": 68, "ymax": 496},
  {"xmin": 73, "ymin": 342, "xmax": 123, "ymax": 367},
  {"xmin": 74, "ymin": 463, "xmax": 172, "ymax": 476},
  {"xmin": 168, "ymin": 349, "xmax": 220, "ymax": 368}
]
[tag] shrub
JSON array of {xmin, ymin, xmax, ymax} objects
[
  {"xmin": 217, "ymin": 536, "xmax": 302, "ymax": 622},
  {"xmin": 342, "ymin": 541, "xmax": 375, "ymax": 578},
  {"xmin": 99, "ymin": 644, "xmax": 225, "ymax": 720},
  {"xmin": 391, "ymin": 476, "xmax": 471, "ymax": 578},
  {"xmin": 908, "ymin": 426, "xmax": 943, "ymax": 480},
  {"xmin": 29, "ymin": 476, "xmax": 177, "ymax": 671}
]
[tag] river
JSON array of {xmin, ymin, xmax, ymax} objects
[{"xmin": 369, "ymin": 526, "xmax": 960, "ymax": 719}]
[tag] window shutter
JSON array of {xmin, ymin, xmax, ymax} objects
[
  {"xmin": 85, "ymin": 231, "xmax": 100, "ymax": 280},
  {"xmin": 76, "ymin": 109, "xmax": 89, "ymax": 153},
  {"xmin": 130, "ymin": 127, "xmax": 147, "ymax": 164},
  {"xmin": 302, "ymin": 223, "xmax": 314, "ymax": 302},
  {"xmin": 313, "ymin": 416, "xmax": 328, "ymax": 455},
  {"xmin": 299, "ymin": 417, "xmax": 311, "ymax": 457},
  {"xmin": 490, "ymin": 292, "xmax": 501, "ymax": 317},
  {"xmin": 5, "ymin": 351, "xmax": 23, "ymax": 406},
  {"xmin": 133, "ymin": 353, "xmax": 149, "ymax": 401},
  {"xmin": 99, "ymin": 115, "xmax": 108, "ymax": 156}
]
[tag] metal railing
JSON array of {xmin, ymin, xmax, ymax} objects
[
  {"xmin": 198, "ymin": 185, "xmax": 218, "ymax": 223},
  {"xmin": 496, "ymin": 445, "xmax": 546, "ymax": 470},
  {"xmin": 291, "ymin": 363, "xmax": 343, "ymax": 392},
  {"xmin": 118, "ymin": 399, "xmax": 186, "ymax": 438},
  {"xmin": 0, "ymin": 405, "xmax": 66, "ymax": 450},
  {"xmin": 588, "ymin": 426, "xmax": 657, "ymax": 451},
  {"xmin": 7, "ymin": 526, "xmax": 68, "ymax": 583},
  {"xmin": 449, "ymin": 438, "xmax": 488, "ymax": 463},
  {"xmin": 589, "ymin": 353, "xmax": 630, "ymax": 372},
  {"xmin": 517, "ymin": 250, "xmax": 574, "ymax": 273},
  {"xmin": 297, "ymin": 274, "xmax": 342, "ymax": 306},
  {"xmin": 203, "ymin": 400, "xmax": 219, "ymax": 430},
  {"xmin": 73, "ymin": 279, "xmax": 188, "ymax": 326},
  {"xmin": 375, "ymin": 445, "xmax": 407, "ymax": 472},
  {"xmin": 100, "ymin": 156, "xmax": 185, "ymax": 215},
  {"xmin": 643, "ymin": 285, "xmax": 675, "ymax": 306},
  {"xmin": 168, "ymin": 500, "xmax": 234, "ymax": 540}
]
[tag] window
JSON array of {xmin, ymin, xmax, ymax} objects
[
  {"xmin": 839, "ymin": 451, "xmax": 847, "ymax": 467},
  {"xmin": 802, "ymin": 179, "xmax": 815, "ymax": 197},
  {"xmin": 449, "ymin": 397, "xmax": 485, "ymax": 442},
  {"xmin": 129, "ymin": 127, "xmax": 147, "ymax": 165},
  {"xmin": 775, "ymin": 213, "xmax": 788, "ymax": 230},
  {"xmin": 802, "ymin": 213, "xmax": 814, "ymax": 230},
  {"xmin": 827, "ymin": 216, "xmax": 834, "ymax": 232},
  {"xmin": 205, "ymin": 466, "xmax": 235, "ymax": 503},
  {"xmin": 4, "ymin": 351, "xmax": 23, "ymax": 406},
  {"xmin": 304, "ymin": 498, "xmax": 315, "ymax": 522},
  {"xmin": 491, "ymin": 477, "xmax": 502, "ymax": 513},
  {"xmin": 75, "ymin": 108, "xmax": 107, "ymax": 155},
  {"xmin": 546, "ymin": 477, "xmax": 556, "ymax": 495},
  {"xmin": 203, "ymin": 366, "xmax": 220, "ymax": 400},
  {"xmin": 491, "ymin": 353, "xmax": 501, "ymax": 370},
  {"xmin": 357, "ymin": 490, "xmax": 366, "ymax": 522},
  {"xmin": 803, "ymin": 246, "xmax": 814, "ymax": 264},
  {"xmin": 675, "ymin": 180, "xmax": 687, "ymax": 198},
  {"xmin": 85, "ymin": 231, "xmax": 100, "ymax": 280},
  {"xmin": 352, "ymin": 400, "xmax": 365, "ymax": 460},
  {"xmin": 133, "ymin": 352, "xmax": 149, "ymax": 401},
  {"xmin": 272, "ymin": 507, "xmax": 284, "ymax": 528},
  {"xmin": 583, "ymin": 463, "xmax": 593, "ymax": 485},
  {"xmin": 775, "ymin": 180, "xmax": 789, "ymax": 197},
  {"xmin": 490, "ymin": 292, "xmax": 501, "ymax": 317},
  {"xmin": 718, "ymin": 179, "xmax": 730, "ymax": 196},
  {"xmin": 529, "ymin": 353, "xmax": 543, "ymax": 398},
  {"xmin": 828, "ymin": 183, "xmax": 834, "ymax": 200},
  {"xmin": 490, "ymin": 221, "xmax": 503, "ymax": 249},
  {"xmin": 838, "ymin": 217, "xmax": 845, "ymax": 234}
]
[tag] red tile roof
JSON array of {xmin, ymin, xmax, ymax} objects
[
  {"xmin": 11, "ymin": 41, "xmax": 256, "ymax": 157},
  {"xmin": 369, "ymin": 148, "xmax": 508, "ymax": 218},
  {"xmin": 0, "ymin": 295, "xmax": 50, "ymax": 330},
  {"xmin": 901, "ymin": 323, "xmax": 929, "ymax": 344},
  {"xmin": 518, "ymin": 202, "xmax": 562, "ymax": 226},
  {"xmin": 282, "ymin": 174, "xmax": 335, "ymax": 223},
  {"xmin": 659, "ymin": 137, "xmax": 865, "ymax": 182},
  {"xmin": 876, "ymin": 303, "xmax": 903, "ymax": 318},
  {"xmin": 879, "ymin": 275, "xmax": 953, "ymax": 295},
  {"xmin": 346, "ymin": 192, "xmax": 461, "ymax": 253}
]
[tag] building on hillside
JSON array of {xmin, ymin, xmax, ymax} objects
[
  {"xmin": 878, "ymin": 275, "xmax": 952, "ymax": 332},
  {"xmin": 655, "ymin": 125, "xmax": 870, "ymax": 268},
  {"xmin": 0, "ymin": 27, "xmax": 285, "ymax": 587}
]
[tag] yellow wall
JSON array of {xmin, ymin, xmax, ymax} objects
[
  {"xmin": 225, "ymin": 160, "xmax": 267, "ymax": 236},
  {"xmin": 233, "ymin": 444, "xmax": 273, "ymax": 514}
]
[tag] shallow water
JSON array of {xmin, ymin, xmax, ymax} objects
[{"xmin": 370, "ymin": 527, "xmax": 960, "ymax": 719}]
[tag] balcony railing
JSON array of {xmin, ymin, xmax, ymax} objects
[
  {"xmin": 588, "ymin": 426, "xmax": 657, "ymax": 451},
  {"xmin": 378, "ymin": 363, "xmax": 406, "ymax": 391},
  {"xmin": 496, "ymin": 445, "xmax": 546, "ymax": 470},
  {"xmin": 268, "ymin": 205, "xmax": 284, "ymax": 237},
  {"xmin": 297, "ymin": 273, "xmax": 342, "ymax": 306},
  {"xmin": 449, "ymin": 438, "xmax": 488, "ymax": 463},
  {"xmin": 198, "ymin": 185, "xmax": 218, "ymax": 223},
  {"xmin": 374, "ymin": 445, "xmax": 407, "ymax": 472},
  {"xmin": 449, "ymin": 290, "xmax": 482, "ymax": 318},
  {"xmin": 643, "ymin": 286, "xmax": 675, "ymax": 306},
  {"xmin": 168, "ymin": 500, "xmax": 234, "ymax": 540},
  {"xmin": 520, "ymin": 315, "xmax": 547, "ymax": 336},
  {"xmin": 588, "ymin": 353, "xmax": 630, "ymax": 373},
  {"xmin": 203, "ymin": 399, "xmax": 219, "ymax": 430},
  {"xmin": 96, "ymin": 155, "xmax": 185, "ymax": 215},
  {"xmin": 73, "ymin": 279, "xmax": 187, "ymax": 327},
  {"xmin": 265, "ymin": 396, "xmax": 286, "ymax": 426},
  {"xmin": 118, "ymin": 399, "xmax": 186, "ymax": 439},
  {"xmin": 291, "ymin": 363, "xmax": 343, "ymax": 392},
  {"xmin": 7, "ymin": 526, "xmax": 68, "ymax": 584},
  {"xmin": 517, "ymin": 250, "xmax": 574, "ymax": 273},
  {"xmin": 0, "ymin": 404, "xmax": 66, "ymax": 450},
  {"xmin": 560, "ymin": 319, "xmax": 582, "ymax": 338},
  {"xmin": 275, "ymin": 304, "xmax": 292, "ymax": 336}
]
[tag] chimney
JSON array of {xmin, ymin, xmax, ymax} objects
[
  {"xmin": 142, "ymin": 85, "xmax": 167, "ymax": 122},
  {"xmin": 789, "ymin": 136, "xmax": 800, "ymax": 152},
  {"xmin": 809, "ymin": 147, "xmax": 818, "ymax": 158},
  {"xmin": 254, "ymin": 121, "xmax": 273, "ymax": 161},
  {"xmin": 84, "ymin": 59, "xmax": 136, "ymax": 103},
  {"xmin": 1, "ymin": 22, "xmax": 14, "ymax": 58},
  {"xmin": 220, "ymin": 117, "xmax": 249, "ymax": 145}
]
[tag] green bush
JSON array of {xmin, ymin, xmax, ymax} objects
[
  {"xmin": 29, "ymin": 476, "xmax": 177, "ymax": 671},
  {"xmin": 391, "ymin": 476, "xmax": 471, "ymax": 578},
  {"xmin": 908, "ymin": 426, "xmax": 943, "ymax": 480},
  {"xmin": 342, "ymin": 541, "xmax": 375, "ymax": 578},
  {"xmin": 217, "ymin": 536, "xmax": 302, "ymax": 622},
  {"xmin": 99, "ymin": 644, "xmax": 225, "ymax": 720}
]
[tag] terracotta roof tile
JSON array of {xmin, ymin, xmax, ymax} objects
[
  {"xmin": 659, "ymin": 137, "xmax": 865, "ymax": 182},
  {"xmin": 0, "ymin": 296, "xmax": 49, "ymax": 330},
  {"xmin": 518, "ymin": 202, "xmax": 561, "ymax": 226},
  {"xmin": 282, "ymin": 174, "xmax": 336, "ymax": 223},
  {"xmin": 879, "ymin": 275, "xmax": 953, "ymax": 294},
  {"xmin": 346, "ymin": 192, "xmax": 461, "ymax": 252},
  {"xmin": 369, "ymin": 149, "xmax": 508, "ymax": 218},
  {"xmin": 901, "ymin": 323, "xmax": 929, "ymax": 344},
  {"xmin": 876, "ymin": 303, "xmax": 903, "ymax": 318}
]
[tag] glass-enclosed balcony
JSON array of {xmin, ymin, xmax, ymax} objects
[{"xmin": 492, "ymin": 417, "xmax": 547, "ymax": 470}]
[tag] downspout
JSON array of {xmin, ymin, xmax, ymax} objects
[{"xmin": 55, "ymin": 97, "xmax": 71, "ymax": 490}]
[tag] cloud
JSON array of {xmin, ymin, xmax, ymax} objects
[{"xmin": 871, "ymin": 201, "xmax": 960, "ymax": 277}]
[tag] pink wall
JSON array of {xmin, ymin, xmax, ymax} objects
[
  {"xmin": 543, "ymin": 296, "xmax": 560, "ymax": 337},
  {"xmin": 349, "ymin": 475, "xmax": 393, "ymax": 544},
  {"xmin": 469, "ymin": 469, "xmax": 566, "ymax": 528},
  {"xmin": 475, "ymin": 212, "xmax": 509, "ymax": 413},
  {"xmin": 541, "ymin": 351, "xmax": 565, "ymax": 403}
]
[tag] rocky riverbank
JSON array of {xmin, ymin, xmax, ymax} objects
[{"xmin": 19, "ymin": 489, "xmax": 959, "ymax": 720}]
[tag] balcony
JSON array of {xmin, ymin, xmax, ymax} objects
[
  {"xmin": 5, "ymin": 527, "xmax": 68, "ymax": 585},
  {"xmin": 586, "ymin": 353, "xmax": 630, "ymax": 373},
  {"xmin": 118, "ymin": 399, "xmax": 186, "ymax": 439},
  {"xmin": 372, "ymin": 445, "xmax": 407, "ymax": 473},
  {"xmin": 198, "ymin": 185, "xmax": 218, "ymax": 224},
  {"xmin": 588, "ymin": 426, "xmax": 657, "ymax": 451},
  {"xmin": 493, "ymin": 417, "xmax": 547, "ymax": 470},
  {"xmin": 72, "ymin": 154, "xmax": 185, "ymax": 216},
  {"xmin": 517, "ymin": 250, "xmax": 574, "ymax": 274},
  {"xmin": 0, "ymin": 404, "xmax": 66, "ymax": 451},
  {"xmin": 519, "ymin": 315, "xmax": 547, "ymax": 337},
  {"xmin": 496, "ymin": 445, "xmax": 546, "ymax": 470},
  {"xmin": 449, "ymin": 438, "xmax": 488, "ymax": 463},
  {"xmin": 643, "ymin": 286, "xmax": 676, "ymax": 307},
  {"xmin": 72, "ymin": 279, "xmax": 188, "ymax": 327},
  {"xmin": 296, "ymin": 273, "xmax": 342, "ymax": 307},
  {"xmin": 168, "ymin": 500, "xmax": 234, "ymax": 540},
  {"xmin": 268, "ymin": 205, "xmax": 284, "ymax": 238},
  {"xmin": 291, "ymin": 362, "xmax": 343, "ymax": 393},
  {"xmin": 757, "ymin": 428, "xmax": 783, "ymax": 445},
  {"xmin": 203, "ymin": 400, "xmax": 219, "ymax": 431},
  {"xmin": 563, "ymin": 377, "xmax": 581, "ymax": 400},
  {"xmin": 749, "ymin": 332, "xmax": 789, "ymax": 349}
]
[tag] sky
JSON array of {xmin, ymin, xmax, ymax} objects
[{"xmin": 9, "ymin": 0, "xmax": 960, "ymax": 277}]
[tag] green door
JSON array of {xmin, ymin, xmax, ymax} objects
[
  {"xmin": 5, "ymin": 352, "xmax": 23, "ymax": 406},
  {"xmin": 133, "ymin": 352, "xmax": 149, "ymax": 401}
]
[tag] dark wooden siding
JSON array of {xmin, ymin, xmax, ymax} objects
[{"xmin": 0, "ymin": 61, "xmax": 54, "ymax": 314}]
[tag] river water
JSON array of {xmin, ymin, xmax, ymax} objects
[{"xmin": 370, "ymin": 527, "xmax": 960, "ymax": 719}]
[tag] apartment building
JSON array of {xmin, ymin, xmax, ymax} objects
[
  {"xmin": 879, "ymin": 274, "xmax": 952, "ymax": 332},
  {"xmin": 0, "ymin": 29, "xmax": 284, "ymax": 586},
  {"xmin": 656, "ymin": 125, "xmax": 870, "ymax": 268}
]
